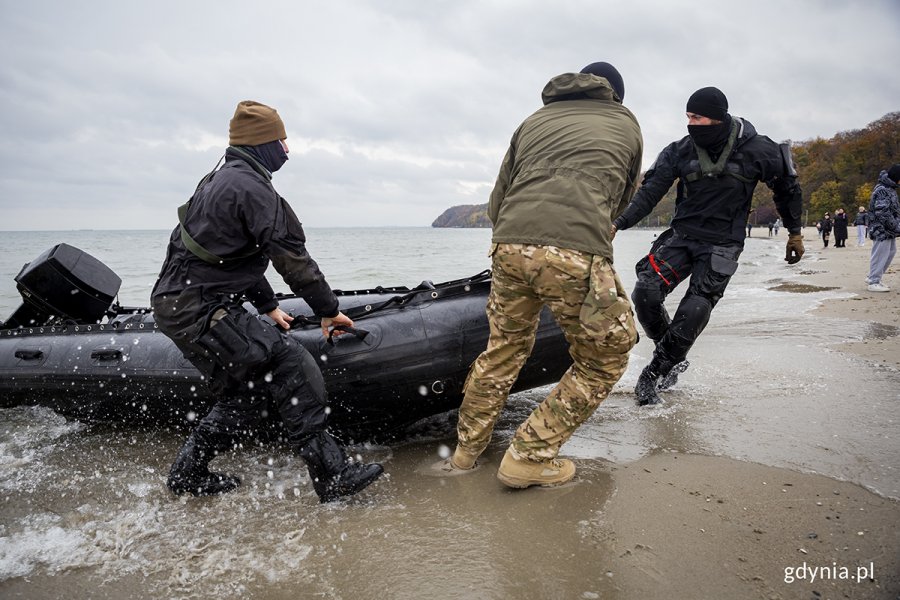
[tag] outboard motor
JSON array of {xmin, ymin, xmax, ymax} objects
[{"xmin": 3, "ymin": 243, "xmax": 121, "ymax": 329}]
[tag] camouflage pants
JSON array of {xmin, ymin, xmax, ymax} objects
[{"xmin": 457, "ymin": 243, "xmax": 637, "ymax": 462}]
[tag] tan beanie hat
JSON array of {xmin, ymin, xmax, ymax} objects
[{"xmin": 228, "ymin": 100, "xmax": 287, "ymax": 146}]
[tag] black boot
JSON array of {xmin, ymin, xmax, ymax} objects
[
  {"xmin": 657, "ymin": 360, "xmax": 689, "ymax": 391},
  {"xmin": 635, "ymin": 364, "xmax": 663, "ymax": 406},
  {"xmin": 167, "ymin": 433, "xmax": 241, "ymax": 497},
  {"xmin": 299, "ymin": 432, "xmax": 384, "ymax": 503}
]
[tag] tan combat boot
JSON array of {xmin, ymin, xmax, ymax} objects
[
  {"xmin": 448, "ymin": 446, "xmax": 478, "ymax": 470},
  {"xmin": 496, "ymin": 448, "xmax": 576, "ymax": 488}
]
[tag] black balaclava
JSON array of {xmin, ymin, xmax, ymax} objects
[
  {"xmin": 240, "ymin": 139, "xmax": 289, "ymax": 173},
  {"xmin": 686, "ymin": 86, "xmax": 731, "ymax": 151},
  {"xmin": 579, "ymin": 62, "xmax": 625, "ymax": 101},
  {"xmin": 688, "ymin": 115, "xmax": 732, "ymax": 152}
]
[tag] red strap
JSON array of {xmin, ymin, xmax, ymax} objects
[{"xmin": 648, "ymin": 254, "xmax": 671, "ymax": 286}]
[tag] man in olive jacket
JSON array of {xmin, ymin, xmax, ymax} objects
[{"xmin": 448, "ymin": 62, "xmax": 642, "ymax": 488}]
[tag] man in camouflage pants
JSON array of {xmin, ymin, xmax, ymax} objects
[{"xmin": 448, "ymin": 62, "xmax": 643, "ymax": 488}]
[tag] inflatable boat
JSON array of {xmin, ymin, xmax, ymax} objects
[{"xmin": 0, "ymin": 244, "xmax": 571, "ymax": 439}]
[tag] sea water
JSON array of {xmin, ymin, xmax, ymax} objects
[{"xmin": 0, "ymin": 227, "xmax": 898, "ymax": 599}]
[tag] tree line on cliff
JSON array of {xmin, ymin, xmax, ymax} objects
[{"xmin": 432, "ymin": 111, "xmax": 899, "ymax": 229}]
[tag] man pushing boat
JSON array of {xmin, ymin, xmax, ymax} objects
[{"xmin": 151, "ymin": 101, "xmax": 383, "ymax": 502}]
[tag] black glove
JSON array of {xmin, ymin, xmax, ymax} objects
[{"xmin": 785, "ymin": 233, "xmax": 804, "ymax": 264}]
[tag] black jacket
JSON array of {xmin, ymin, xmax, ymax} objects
[
  {"xmin": 614, "ymin": 118, "xmax": 803, "ymax": 244},
  {"xmin": 833, "ymin": 213, "xmax": 849, "ymax": 237},
  {"xmin": 151, "ymin": 148, "xmax": 339, "ymax": 319},
  {"xmin": 868, "ymin": 170, "xmax": 900, "ymax": 242}
]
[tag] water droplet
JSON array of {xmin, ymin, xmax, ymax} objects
[
  {"xmin": 264, "ymin": 372, "xmax": 273, "ymax": 383},
  {"xmin": 267, "ymin": 470, "xmax": 274, "ymax": 479},
  {"xmin": 418, "ymin": 385, "xmax": 428, "ymax": 396},
  {"xmin": 438, "ymin": 444, "xmax": 451, "ymax": 459},
  {"xmin": 186, "ymin": 411, "xmax": 197, "ymax": 422}
]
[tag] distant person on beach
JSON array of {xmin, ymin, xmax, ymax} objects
[
  {"xmin": 833, "ymin": 208, "xmax": 848, "ymax": 247},
  {"xmin": 818, "ymin": 212, "xmax": 833, "ymax": 247},
  {"xmin": 746, "ymin": 222, "xmax": 753, "ymax": 237},
  {"xmin": 768, "ymin": 222, "xmax": 774, "ymax": 237},
  {"xmin": 447, "ymin": 62, "xmax": 642, "ymax": 488},
  {"xmin": 865, "ymin": 163, "xmax": 900, "ymax": 293},
  {"xmin": 611, "ymin": 86, "xmax": 805, "ymax": 406},
  {"xmin": 151, "ymin": 100, "xmax": 383, "ymax": 501},
  {"xmin": 774, "ymin": 217, "xmax": 782, "ymax": 236},
  {"xmin": 854, "ymin": 206, "xmax": 869, "ymax": 247}
]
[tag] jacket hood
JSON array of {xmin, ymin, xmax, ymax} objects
[
  {"xmin": 541, "ymin": 72, "xmax": 619, "ymax": 105},
  {"xmin": 733, "ymin": 117, "xmax": 757, "ymax": 144},
  {"xmin": 878, "ymin": 170, "xmax": 899, "ymax": 188}
]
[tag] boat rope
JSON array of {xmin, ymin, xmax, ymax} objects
[{"xmin": 288, "ymin": 269, "xmax": 491, "ymax": 332}]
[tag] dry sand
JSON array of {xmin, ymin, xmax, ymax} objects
[{"xmin": 596, "ymin": 232, "xmax": 900, "ymax": 600}]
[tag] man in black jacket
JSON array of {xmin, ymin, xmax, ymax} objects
[
  {"xmin": 151, "ymin": 100, "xmax": 383, "ymax": 502},
  {"xmin": 611, "ymin": 87, "xmax": 805, "ymax": 406}
]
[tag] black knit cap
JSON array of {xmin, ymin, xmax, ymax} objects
[
  {"xmin": 686, "ymin": 86, "xmax": 729, "ymax": 121},
  {"xmin": 888, "ymin": 163, "xmax": 900, "ymax": 182},
  {"xmin": 580, "ymin": 62, "xmax": 625, "ymax": 101}
]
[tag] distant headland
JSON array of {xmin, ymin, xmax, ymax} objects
[{"xmin": 431, "ymin": 203, "xmax": 491, "ymax": 228}]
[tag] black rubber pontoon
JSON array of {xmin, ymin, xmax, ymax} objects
[{"xmin": 0, "ymin": 244, "xmax": 571, "ymax": 439}]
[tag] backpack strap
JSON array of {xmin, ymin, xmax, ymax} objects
[
  {"xmin": 685, "ymin": 120, "xmax": 754, "ymax": 184},
  {"xmin": 177, "ymin": 153, "xmax": 262, "ymax": 265}
]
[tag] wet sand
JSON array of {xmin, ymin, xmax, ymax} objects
[
  {"xmin": 2, "ymin": 231, "xmax": 899, "ymax": 599},
  {"xmin": 593, "ymin": 236, "xmax": 900, "ymax": 599}
]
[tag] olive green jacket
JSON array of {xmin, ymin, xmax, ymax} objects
[{"xmin": 489, "ymin": 72, "xmax": 643, "ymax": 259}]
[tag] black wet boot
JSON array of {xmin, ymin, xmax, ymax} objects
[
  {"xmin": 657, "ymin": 360, "xmax": 689, "ymax": 391},
  {"xmin": 299, "ymin": 432, "xmax": 384, "ymax": 503},
  {"xmin": 635, "ymin": 364, "xmax": 663, "ymax": 406},
  {"xmin": 167, "ymin": 433, "xmax": 241, "ymax": 497}
]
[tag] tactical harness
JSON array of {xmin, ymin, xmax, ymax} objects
[{"xmin": 684, "ymin": 120, "xmax": 755, "ymax": 184}]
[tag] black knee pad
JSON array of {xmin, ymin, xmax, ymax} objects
[
  {"xmin": 672, "ymin": 293, "xmax": 713, "ymax": 341},
  {"xmin": 632, "ymin": 280, "xmax": 665, "ymax": 308},
  {"xmin": 631, "ymin": 281, "xmax": 670, "ymax": 341}
]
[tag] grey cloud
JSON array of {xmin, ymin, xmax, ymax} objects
[{"xmin": 0, "ymin": 0, "xmax": 898, "ymax": 230}]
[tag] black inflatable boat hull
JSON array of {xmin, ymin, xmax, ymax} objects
[{"xmin": 0, "ymin": 272, "xmax": 571, "ymax": 438}]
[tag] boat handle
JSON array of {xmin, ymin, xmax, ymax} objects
[
  {"xmin": 327, "ymin": 325, "xmax": 370, "ymax": 346},
  {"xmin": 14, "ymin": 349, "xmax": 43, "ymax": 360},
  {"xmin": 91, "ymin": 349, "xmax": 123, "ymax": 360}
]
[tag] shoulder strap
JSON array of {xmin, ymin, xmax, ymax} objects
[
  {"xmin": 177, "ymin": 153, "xmax": 262, "ymax": 266},
  {"xmin": 685, "ymin": 121, "xmax": 755, "ymax": 184}
]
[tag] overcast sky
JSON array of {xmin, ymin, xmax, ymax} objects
[{"xmin": 0, "ymin": 0, "xmax": 897, "ymax": 231}]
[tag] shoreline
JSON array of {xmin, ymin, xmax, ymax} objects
[
  {"xmin": 595, "ymin": 232, "xmax": 900, "ymax": 599},
  {"xmin": 1, "ymin": 229, "xmax": 898, "ymax": 600}
]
